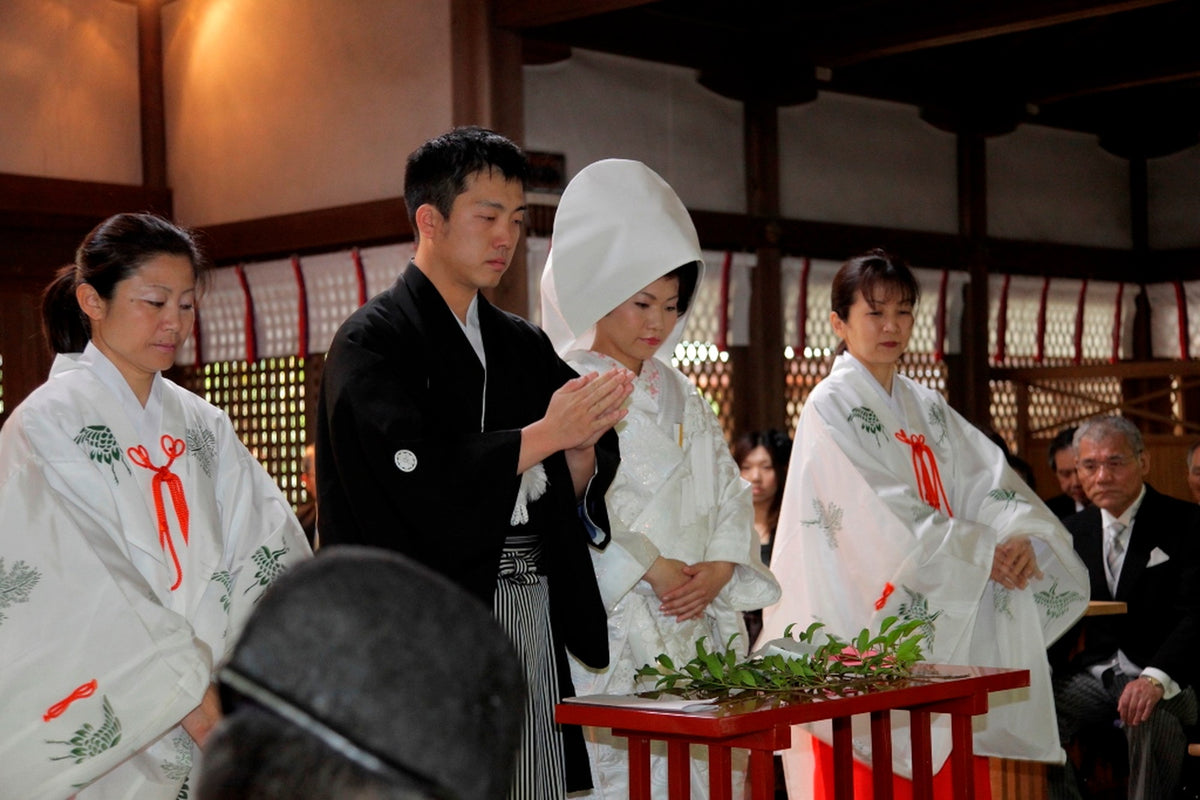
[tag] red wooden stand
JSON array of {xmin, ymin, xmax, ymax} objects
[{"xmin": 557, "ymin": 664, "xmax": 1029, "ymax": 800}]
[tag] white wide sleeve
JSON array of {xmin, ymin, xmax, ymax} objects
[{"xmin": 0, "ymin": 431, "xmax": 210, "ymax": 800}]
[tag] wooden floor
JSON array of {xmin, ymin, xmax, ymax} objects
[{"xmin": 990, "ymin": 758, "xmax": 1048, "ymax": 800}]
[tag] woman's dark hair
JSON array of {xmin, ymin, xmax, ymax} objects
[
  {"xmin": 829, "ymin": 248, "xmax": 920, "ymax": 356},
  {"xmin": 664, "ymin": 261, "xmax": 700, "ymax": 315},
  {"xmin": 731, "ymin": 428, "xmax": 793, "ymax": 532},
  {"xmin": 41, "ymin": 212, "xmax": 206, "ymax": 354}
]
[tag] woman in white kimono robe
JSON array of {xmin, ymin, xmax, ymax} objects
[
  {"xmin": 760, "ymin": 249, "xmax": 1089, "ymax": 800},
  {"xmin": 0, "ymin": 213, "xmax": 311, "ymax": 800},
  {"xmin": 540, "ymin": 159, "xmax": 780, "ymax": 799}
]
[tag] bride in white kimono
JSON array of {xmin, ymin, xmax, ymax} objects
[
  {"xmin": 540, "ymin": 159, "xmax": 780, "ymax": 799},
  {"xmin": 759, "ymin": 249, "xmax": 1089, "ymax": 800},
  {"xmin": 0, "ymin": 213, "xmax": 311, "ymax": 800}
]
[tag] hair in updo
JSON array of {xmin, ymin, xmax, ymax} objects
[
  {"xmin": 41, "ymin": 212, "xmax": 206, "ymax": 354},
  {"xmin": 830, "ymin": 248, "xmax": 919, "ymax": 355}
]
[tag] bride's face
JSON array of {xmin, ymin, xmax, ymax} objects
[{"xmin": 591, "ymin": 275, "xmax": 681, "ymax": 374}]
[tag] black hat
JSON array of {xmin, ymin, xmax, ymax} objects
[{"xmin": 217, "ymin": 546, "xmax": 526, "ymax": 800}]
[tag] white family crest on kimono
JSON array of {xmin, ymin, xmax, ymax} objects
[
  {"xmin": 762, "ymin": 353, "xmax": 1089, "ymax": 779},
  {"xmin": 0, "ymin": 344, "xmax": 310, "ymax": 799}
]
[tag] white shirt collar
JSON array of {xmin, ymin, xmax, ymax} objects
[{"xmin": 1099, "ymin": 483, "xmax": 1147, "ymax": 534}]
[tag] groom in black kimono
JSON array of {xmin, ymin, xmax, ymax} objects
[{"xmin": 316, "ymin": 127, "xmax": 632, "ymax": 796}]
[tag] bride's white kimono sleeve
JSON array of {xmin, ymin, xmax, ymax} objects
[
  {"xmin": 565, "ymin": 352, "xmax": 779, "ymax": 800},
  {"xmin": 569, "ymin": 352, "xmax": 779, "ymax": 688},
  {"xmin": 0, "ymin": 353, "xmax": 310, "ymax": 800},
  {"xmin": 760, "ymin": 354, "xmax": 1089, "ymax": 778}
]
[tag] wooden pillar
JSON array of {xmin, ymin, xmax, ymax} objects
[
  {"xmin": 955, "ymin": 131, "xmax": 990, "ymax": 428},
  {"xmin": 136, "ymin": 0, "xmax": 168, "ymax": 192},
  {"xmin": 456, "ymin": 0, "xmax": 529, "ymax": 315},
  {"xmin": 737, "ymin": 99, "xmax": 786, "ymax": 435},
  {"xmin": 1127, "ymin": 155, "xmax": 1179, "ymax": 431}
]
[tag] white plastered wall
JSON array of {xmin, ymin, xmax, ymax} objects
[
  {"xmin": 1148, "ymin": 146, "xmax": 1200, "ymax": 249},
  {"xmin": 523, "ymin": 49, "xmax": 746, "ymax": 214},
  {"xmin": 161, "ymin": 0, "xmax": 454, "ymax": 226},
  {"xmin": 0, "ymin": 0, "xmax": 141, "ymax": 184},
  {"xmin": 779, "ymin": 93, "xmax": 959, "ymax": 234},
  {"xmin": 987, "ymin": 125, "xmax": 1131, "ymax": 248}
]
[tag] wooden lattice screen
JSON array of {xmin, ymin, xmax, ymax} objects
[{"xmin": 170, "ymin": 355, "xmax": 308, "ymax": 507}]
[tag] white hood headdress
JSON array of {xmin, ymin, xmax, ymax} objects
[{"xmin": 539, "ymin": 159, "xmax": 704, "ymax": 360}]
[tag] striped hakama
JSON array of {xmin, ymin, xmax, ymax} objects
[{"xmin": 495, "ymin": 533, "xmax": 566, "ymax": 800}]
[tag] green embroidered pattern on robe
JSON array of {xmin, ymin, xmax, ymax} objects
[
  {"xmin": 161, "ymin": 732, "xmax": 192, "ymax": 782},
  {"xmin": 986, "ymin": 488, "xmax": 1028, "ymax": 511},
  {"xmin": 993, "ymin": 585, "xmax": 1014, "ymax": 619},
  {"xmin": 243, "ymin": 545, "xmax": 289, "ymax": 595},
  {"xmin": 73, "ymin": 425, "xmax": 132, "ymax": 484},
  {"xmin": 185, "ymin": 427, "xmax": 217, "ymax": 479},
  {"xmin": 897, "ymin": 586, "xmax": 944, "ymax": 651},
  {"xmin": 1034, "ymin": 579, "xmax": 1085, "ymax": 620},
  {"xmin": 211, "ymin": 570, "xmax": 234, "ymax": 612},
  {"xmin": 927, "ymin": 404, "xmax": 949, "ymax": 445},
  {"xmin": 0, "ymin": 558, "xmax": 41, "ymax": 627},
  {"xmin": 47, "ymin": 696, "xmax": 122, "ymax": 764},
  {"xmin": 800, "ymin": 498, "xmax": 844, "ymax": 549},
  {"xmin": 846, "ymin": 406, "xmax": 886, "ymax": 446}
]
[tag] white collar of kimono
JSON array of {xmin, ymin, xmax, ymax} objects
[
  {"xmin": 838, "ymin": 352, "xmax": 905, "ymax": 418},
  {"xmin": 451, "ymin": 293, "xmax": 485, "ymax": 367},
  {"xmin": 70, "ymin": 341, "xmax": 165, "ymax": 443},
  {"xmin": 539, "ymin": 159, "xmax": 704, "ymax": 360}
]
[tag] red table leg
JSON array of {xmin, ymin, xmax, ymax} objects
[
  {"xmin": 832, "ymin": 715, "xmax": 854, "ymax": 800},
  {"xmin": 629, "ymin": 735, "xmax": 652, "ymax": 800},
  {"xmin": 667, "ymin": 739, "xmax": 691, "ymax": 800},
  {"xmin": 870, "ymin": 709, "xmax": 895, "ymax": 800},
  {"xmin": 747, "ymin": 747, "xmax": 776, "ymax": 800},
  {"xmin": 709, "ymin": 743, "xmax": 733, "ymax": 800},
  {"xmin": 950, "ymin": 712, "xmax": 976, "ymax": 800},
  {"xmin": 909, "ymin": 709, "xmax": 934, "ymax": 800}
]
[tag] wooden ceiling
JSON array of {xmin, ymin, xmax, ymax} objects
[{"xmin": 497, "ymin": 0, "xmax": 1200, "ymax": 159}]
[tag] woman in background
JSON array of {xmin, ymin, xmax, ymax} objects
[
  {"xmin": 0, "ymin": 213, "xmax": 310, "ymax": 799},
  {"xmin": 760, "ymin": 248, "xmax": 1088, "ymax": 800},
  {"xmin": 732, "ymin": 428, "xmax": 792, "ymax": 646},
  {"xmin": 541, "ymin": 159, "xmax": 779, "ymax": 799}
]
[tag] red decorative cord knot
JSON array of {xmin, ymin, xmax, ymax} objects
[
  {"xmin": 895, "ymin": 429, "xmax": 953, "ymax": 517},
  {"xmin": 128, "ymin": 436, "xmax": 191, "ymax": 591},
  {"xmin": 44, "ymin": 680, "xmax": 98, "ymax": 721},
  {"xmin": 875, "ymin": 582, "xmax": 895, "ymax": 611}
]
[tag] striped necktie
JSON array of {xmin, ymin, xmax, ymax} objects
[{"xmin": 1105, "ymin": 521, "xmax": 1127, "ymax": 592}]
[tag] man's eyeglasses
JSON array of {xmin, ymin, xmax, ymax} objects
[{"xmin": 1076, "ymin": 455, "xmax": 1137, "ymax": 475}]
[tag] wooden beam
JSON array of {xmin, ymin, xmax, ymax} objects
[
  {"xmin": 198, "ymin": 198, "xmax": 410, "ymax": 264},
  {"xmin": 993, "ymin": 360, "xmax": 1200, "ymax": 381},
  {"xmin": 494, "ymin": 0, "xmax": 655, "ymax": 29},
  {"xmin": 815, "ymin": 0, "xmax": 1175, "ymax": 68},
  {"xmin": 0, "ymin": 173, "xmax": 171, "ymax": 218}
]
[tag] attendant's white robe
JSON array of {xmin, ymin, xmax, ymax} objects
[
  {"xmin": 0, "ymin": 346, "xmax": 311, "ymax": 799},
  {"xmin": 566, "ymin": 351, "xmax": 780, "ymax": 800},
  {"xmin": 760, "ymin": 353, "xmax": 1089, "ymax": 782}
]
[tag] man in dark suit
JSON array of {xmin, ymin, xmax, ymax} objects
[
  {"xmin": 1045, "ymin": 425, "xmax": 1089, "ymax": 520},
  {"xmin": 1049, "ymin": 416, "xmax": 1200, "ymax": 800}
]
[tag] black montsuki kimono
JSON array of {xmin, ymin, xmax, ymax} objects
[{"xmin": 316, "ymin": 262, "xmax": 616, "ymax": 789}]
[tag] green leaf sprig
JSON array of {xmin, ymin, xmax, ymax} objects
[{"xmin": 634, "ymin": 616, "xmax": 926, "ymax": 701}]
